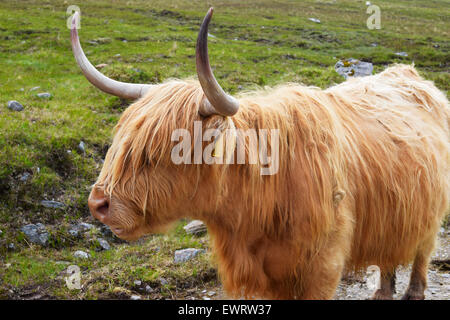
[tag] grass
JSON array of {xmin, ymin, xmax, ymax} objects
[{"xmin": 0, "ymin": 0, "xmax": 449, "ymax": 299}]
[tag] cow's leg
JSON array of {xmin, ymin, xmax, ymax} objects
[
  {"xmin": 371, "ymin": 269, "xmax": 396, "ymax": 300},
  {"xmin": 297, "ymin": 249, "xmax": 346, "ymax": 300},
  {"xmin": 402, "ymin": 238, "xmax": 435, "ymax": 300}
]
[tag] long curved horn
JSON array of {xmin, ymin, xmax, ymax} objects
[
  {"xmin": 70, "ymin": 12, "xmax": 152, "ymax": 100},
  {"xmin": 196, "ymin": 8, "xmax": 239, "ymax": 117}
]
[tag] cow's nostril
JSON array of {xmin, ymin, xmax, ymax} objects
[
  {"xmin": 88, "ymin": 195, "xmax": 110, "ymax": 222},
  {"xmin": 97, "ymin": 201, "xmax": 109, "ymax": 217}
]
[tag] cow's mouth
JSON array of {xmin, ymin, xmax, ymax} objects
[
  {"xmin": 109, "ymin": 225, "xmax": 143, "ymax": 241},
  {"xmin": 112, "ymin": 227, "xmax": 124, "ymax": 235}
]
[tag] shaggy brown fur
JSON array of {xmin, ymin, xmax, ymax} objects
[{"xmin": 92, "ymin": 64, "xmax": 449, "ymax": 299}]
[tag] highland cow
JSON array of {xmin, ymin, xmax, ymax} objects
[{"xmin": 71, "ymin": 9, "xmax": 450, "ymax": 299}]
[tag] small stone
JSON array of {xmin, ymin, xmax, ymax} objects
[
  {"xmin": 95, "ymin": 37, "xmax": 111, "ymax": 44},
  {"xmin": 37, "ymin": 92, "xmax": 52, "ymax": 99},
  {"xmin": 130, "ymin": 295, "xmax": 141, "ymax": 300},
  {"xmin": 19, "ymin": 172, "xmax": 31, "ymax": 182},
  {"xmin": 335, "ymin": 58, "xmax": 373, "ymax": 79},
  {"xmin": 145, "ymin": 285, "xmax": 154, "ymax": 293},
  {"xmin": 8, "ymin": 243, "xmax": 15, "ymax": 250},
  {"xmin": 308, "ymin": 18, "xmax": 321, "ymax": 23},
  {"xmin": 68, "ymin": 222, "xmax": 95, "ymax": 237},
  {"xmin": 98, "ymin": 238, "xmax": 110, "ymax": 250},
  {"xmin": 95, "ymin": 63, "xmax": 108, "ymax": 69},
  {"xmin": 134, "ymin": 280, "xmax": 142, "ymax": 286},
  {"xmin": 207, "ymin": 291, "xmax": 216, "ymax": 297},
  {"xmin": 19, "ymin": 88, "xmax": 24, "ymax": 92},
  {"xmin": 78, "ymin": 141, "xmax": 86, "ymax": 153},
  {"xmin": 202, "ymin": 296, "xmax": 211, "ymax": 300},
  {"xmin": 99, "ymin": 225, "xmax": 114, "ymax": 238},
  {"xmin": 395, "ymin": 52, "xmax": 408, "ymax": 57},
  {"xmin": 371, "ymin": 43, "xmax": 378, "ymax": 47},
  {"xmin": 7, "ymin": 100, "xmax": 24, "ymax": 111},
  {"xmin": 159, "ymin": 277, "xmax": 168, "ymax": 286},
  {"xmin": 201, "ymin": 289, "xmax": 207, "ymax": 293},
  {"xmin": 174, "ymin": 248, "xmax": 205, "ymax": 263},
  {"xmin": 30, "ymin": 86, "xmax": 40, "ymax": 91},
  {"xmin": 183, "ymin": 220, "xmax": 207, "ymax": 236},
  {"xmin": 41, "ymin": 200, "xmax": 65, "ymax": 209},
  {"xmin": 366, "ymin": 1, "xmax": 371, "ymax": 6},
  {"xmin": 73, "ymin": 250, "xmax": 90, "ymax": 259},
  {"xmin": 208, "ymin": 33, "xmax": 216, "ymax": 38},
  {"xmin": 20, "ymin": 223, "xmax": 49, "ymax": 246},
  {"xmin": 114, "ymin": 54, "xmax": 121, "ymax": 57},
  {"xmin": 112, "ymin": 287, "xmax": 131, "ymax": 295}
]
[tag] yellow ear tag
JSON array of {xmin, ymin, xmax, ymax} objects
[
  {"xmin": 213, "ymin": 117, "xmax": 237, "ymax": 161},
  {"xmin": 213, "ymin": 131, "xmax": 224, "ymax": 158}
]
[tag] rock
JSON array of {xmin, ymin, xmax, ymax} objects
[
  {"xmin": 371, "ymin": 43, "xmax": 378, "ymax": 47},
  {"xmin": 68, "ymin": 222, "xmax": 95, "ymax": 237},
  {"xmin": 7, "ymin": 100, "xmax": 24, "ymax": 111},
  {"xmin": 73, "ymin": 250, "xmax": 90, "ymax": 259},
  {"xmin": 366, "ymin": 1, "xmax": 371, "ymax": 5},
  {"xmin": 99, "ymin": 225, "xmax": 114, "ymax": 238},
  {"xmin": 208, "ymin": 33, "xmax": 216, "ymax": 38},
  {"xmin": 207, "ymin": 291, "xmax": 216, "ymax": 297},
  {"xmin": 145, "ymin": 285, "xmax": 154, "ymax": 293},
  {"xmin": 112, "ymin": 287, "xmax": 131, "ymax": 296},
  {"xmin": 8, "ymin": 243, "xmax": 15, "ymax": 250},
  {"xmin": 134, "ymin": 280, "xmax": 142, "ymax": 286},
  {"xmin": 37, "ymin": 92, "xmax": 52, "ymax": 99},
  {"xmin": 98, "ymin": 238, "xmax": 110, "ymax": 250},
  {"xmin": 335, "ymin": 58, "xmax": 373, "ymax": 79},
  {"xmin": 19, "ymin": 172, "xmax": 31, "ymax": 182},
  {"xmin": 41, "ymin": 200, "xmax": 65, "ymax": 209},
  {"xmin": 308, "ymin": 18, "xmax": 321, "ymax": 23},
  {"xmin": 174, "ymin": 248, "xmax": 205, "ymax": 263},
  {"xmin": 183, "ymin": 220, "xmax": 207, "ymax": 236},
  {"xmin": 95, "ymin": 63, "xmax": 108, "ymax": 69},
  {"xmin": 94, "ymin": 37, "xmax": 111, "ymax": 44},
  {"xmin": 202, "ymin": 296, "xmax": 211, "ymax": 300},
  {"xmin": 114, "ymin": 54, "xmax": 121, "ymax": 57},
  {"xmin": 159, "ymin": 277, "xmax": 168, "ymax": 286},
  {"xmin": 20, "ymin": 223, "xmax": 49, "ymax": 246},
  {"xmin": 130, "ymin": 295, "xmax": 141, "ymax": 300},
  {"xmin": 30, "ymin": 86, "xmax": 40, "ymax": 91},
  {"xmin": 395, "ymin": 52, "xmax": 408, "ymax": 57},
  {"xmin": 78, "ymin": 141, "xmax": 86, "ymax": 153}
]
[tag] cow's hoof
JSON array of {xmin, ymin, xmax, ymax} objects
[
  {"xmin": 370, "ymin": 290, "xmax": 394, "ymax": 300},
  {"xmin": 401, "ymin": 292, "xmax": 425, "ymax": 300}
]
